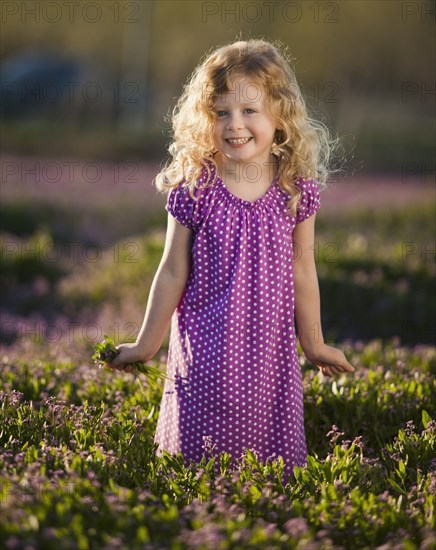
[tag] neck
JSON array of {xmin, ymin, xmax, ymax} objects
[{"xmin": 214, "ymin": 153, "xmax": 279, "ymax": 185}]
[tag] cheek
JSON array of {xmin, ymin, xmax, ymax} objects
[{"xmin": 212, "ymin": 122, "xmax": 225, "ymax": 139}]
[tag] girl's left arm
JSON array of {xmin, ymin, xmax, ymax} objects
[{"xmin": 293, "ymin": 214, "xmax": 355, "ymax": 377}]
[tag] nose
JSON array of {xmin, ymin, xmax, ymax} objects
[{"xmin": 226, "ymin": 112, "xmax": 244, "ymax": 131}]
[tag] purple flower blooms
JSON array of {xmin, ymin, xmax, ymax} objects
[
  {"xmin": 326, "ymin": 425, "xmax": 345, "ymax": 446},
  {"xmin": 284, "ymin": 517, "xmax": 309, "ymax": 537},
  {"xmin": 0, "ymin": 333, "xmax": 434, "ymax": 548}
]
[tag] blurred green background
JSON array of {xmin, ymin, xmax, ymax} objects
[
  {"xmin": 0, "ymin": 0, "xmax": 435, "ymax": 349},
  {"xmin": 1, "ymin": 0, "xmax": 435, "ymax": 166}
]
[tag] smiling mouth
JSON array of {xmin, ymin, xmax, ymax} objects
[{"xmin": 225, "ymin": 137, "xmax": 252, "ymax": 145}]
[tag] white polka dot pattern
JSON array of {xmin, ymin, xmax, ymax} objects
[{"xmin": 154, "ymin": 164, "xmax": 321, "ymax": 475}]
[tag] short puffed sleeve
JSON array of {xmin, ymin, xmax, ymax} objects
[
  {"xmin": 165, "ymin": 184, "xmax": 201, "ymax": 231},
  {"xmin": 296, "ymin": 179, "xmax": 321, "ymax": 224}
]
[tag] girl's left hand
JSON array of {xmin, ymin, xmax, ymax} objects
[{"xmin": 303, "ymin": 343, "xmax": 355, "ymax": 377}]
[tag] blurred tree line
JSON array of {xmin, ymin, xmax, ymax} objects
[{"xmin": 1, "ymin": 0, "xmax": 434, "ymax": 171}]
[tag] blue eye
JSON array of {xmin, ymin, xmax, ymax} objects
[
  {"xmin": 216, "ymin": 111, "xmax": 227, "ymax": 117},
  {"xmin": 244, "ymin": 108, "xmax": 256, "ymax": 114}
]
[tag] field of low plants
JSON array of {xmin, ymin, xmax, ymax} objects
[
  {"xmin": 0, "ymin": 160, "xmax": 435, "ymax": 548},
  {"xmin": 1, "ymin": 340, "xmax": 435, "ymax": 549}
]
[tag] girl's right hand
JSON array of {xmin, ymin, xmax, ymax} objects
[{"xmin": 105, "ymin": 343, "xmax": 154, "ymax": 373}]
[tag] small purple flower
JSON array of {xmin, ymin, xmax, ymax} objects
[
  {"xmin": 202, "ymin": 435, "xmax": 216, "ymax": 454},
  {"xmin": 326, "ymin": 425, "xmax": 345, "ymax": 446},
  {"xmin": 352, "ymin": 436, "xmax": 365, "ymax": 451},
  {"xmin": 378, "ymin": 491, "xmax": 391, "ymax": 503},
  {"xmin": 5, "ymin": 537, "xmax": 22, "ymax": 550},
  {"xmin": 404, "ymin": 421, "xmax": 416, "ymax": 436},
  {"xmin": 284, "ymin": 517, "xmax": 309, "ymax": 537}
]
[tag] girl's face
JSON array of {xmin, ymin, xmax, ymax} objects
[{"xmin": 211, "ymin": 76, "xmax": 278, "ymax": 171}]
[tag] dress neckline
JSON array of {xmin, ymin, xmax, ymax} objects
[{"xmin": 216, "ymin": 173, "xmax": 280, "ymax": 207}]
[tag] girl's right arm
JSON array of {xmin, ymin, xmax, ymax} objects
[{"xmin": 106, "ymin": 214, "xmax": 192, "ymax": 371}]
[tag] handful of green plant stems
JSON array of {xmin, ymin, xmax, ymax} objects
[{"xmin": 92, "ymin": 335, "xmax": 170, "ymax": 387}]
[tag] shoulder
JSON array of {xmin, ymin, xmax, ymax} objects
[
  {"xmin": 169, "ymin": 161, "xmax": 217, "ymax": 197},
  {"xmin": 295, "ymin": 177, "xmax": 321, "ymax": 224},
  {"xmin": 165, "ymin": 162, "xmax": 218, "ymax": 230},
  {"xmin": 296, "ymin": 176, "xmax": 321, "ymax": 192},
  {"xmin": 295, "ymin": 176, "xmax": 322, "ymax": 199}
]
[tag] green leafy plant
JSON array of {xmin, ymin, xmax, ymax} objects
[
  {"xmin": 92, "ymin": 335, "xmax": 170, "ymax": 385},
  {"xmin": 1, "ymin": 341, "xmax": 435, "ymax": 549}
]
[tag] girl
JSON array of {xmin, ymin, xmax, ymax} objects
[{"xmin": 106, "ymin": 39, "xmax": 355, "ymax": 475}]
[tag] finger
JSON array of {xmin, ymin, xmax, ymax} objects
[
  {"xmin": 112, "ymin": 357, "xmax": 127, "ymax": 370},
  {"xmin": 338, "ymin": 354, "xmax": 355, "ymax": 372},
  {"xmin": 318, "ymin": 363, "xmax": 332, "ymax": 373},
  {"xmin": 336, "ymin": 365, "xmax": 348, "ymax": 372},
  {"xmin": 338, "ymin": 361, "xmax": 355, "ymax": 373},
  {"xmin": 328, "ymin": 367, "xmax": 342, "ymax": 374},
  {"xmin": 320, "ymin": 366, "xmax": 333, "ymax": 377},
  {"xmin": 329, "ymin": 365, "xmax": 347, "ymax": 374},
  {"xmin": 329, "ymin": 359, "xmax": 354, "ymax": 373},
  {"xmin": 114, "ymin": 363, "xmax": 135, "ymax": 373},
  {"xmin": 335, "ymin": 363, "xmax": 352, "ymax": 374},
  {"xmin": 331, "ymin": 367, "xmax": 345, "ymax": 375},
  {"xmin": 107, "ymin": 361, "xmax": 124, "ymax": 371},
  {"xmin": 115, "ymin": 364, "xmax": 127, "ymax": 372}
]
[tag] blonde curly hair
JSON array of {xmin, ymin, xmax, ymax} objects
[{"xmin": 155, "ymin": 38, "xmax": 340, "ymax": 216}]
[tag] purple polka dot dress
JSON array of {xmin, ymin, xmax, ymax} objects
[{"xmin": 154, "ymin": 164, "xmax": 321, "ymax": 476}]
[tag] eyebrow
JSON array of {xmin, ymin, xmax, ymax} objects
[{"xmin": 212, "ymin": 100, "xmax": 262, "ymax": 107}]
